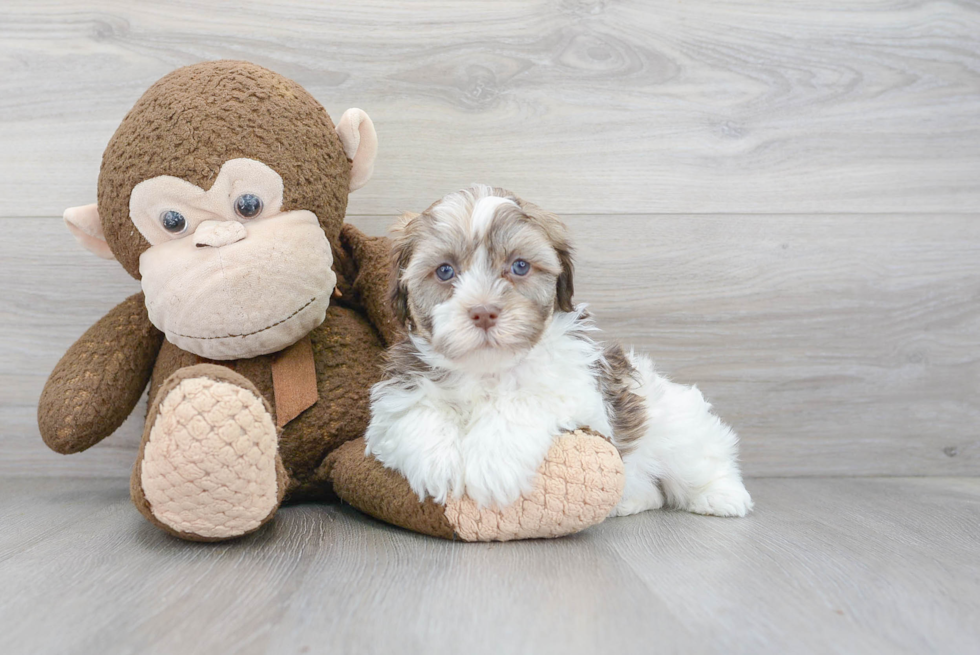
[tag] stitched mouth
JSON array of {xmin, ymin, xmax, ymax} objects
[{"xmin": 170, "ymin": 296, "xmax": 319, "ymax": 340}]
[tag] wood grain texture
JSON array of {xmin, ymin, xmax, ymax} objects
[
  {"xmin": 3, "ymin": 4, "xmax": 978, "ymax": 651},
  {"xmin": 1, "ymin": 476, "xmax": 978, "ymax": 654},
  {"xmin": 1, "ymin": 1, "xmax": 979, "ymax": 216},
  {"xmin": 4, "ymin": 214, "xmax": 978, "ymax": 478}
]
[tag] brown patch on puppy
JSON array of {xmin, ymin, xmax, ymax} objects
[
  {"xmin": 383, "ymin": 337, "xmax": 431, "ymax": 379},
  {"xmin": 597, "ymin": 344, "xmax": 648, "ymax": 454},
  {"xmin": 388, "ymin": 221, "xmax": 416, "ymax": 329},
  {"xmin": 389, "ymin": 208, "xmax": 472, "ymax": 338},
  {"xmin": 377, "ymin": 336, "xmax": 453, "ymax": 405}
]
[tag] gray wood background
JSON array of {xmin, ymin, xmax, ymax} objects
[{"xmin": 2, "ymin": 0, "xmax": 978, "ymax": 478}]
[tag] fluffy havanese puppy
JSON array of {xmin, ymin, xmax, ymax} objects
[{"xmin": 365, "ymin": 185, "xmax": 752, "ymax": 518}]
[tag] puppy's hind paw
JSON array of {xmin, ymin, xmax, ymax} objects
[
  {"xmin": 610, "ymin": 485, "xmax": 665, "ymax": 517},
  {"xmin": 686, "ymin": 479, "xmax": 753, "ymax": 518}
]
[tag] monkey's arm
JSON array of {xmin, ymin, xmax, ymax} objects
[
  {"xmin": 38, "ymin": 293, "xmax": 164, "ymax": 454},
  {"xmin": 337, "ymin": 223, "xmax": 403, "ymax": 347}
]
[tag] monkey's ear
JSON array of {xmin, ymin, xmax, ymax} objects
[
  {"xmin": 336, "ymin": 108, "xmax": 378, "ymax": 192},
  {"xmin": 64, "ymin": 204, "xmax": 115, "ymax": 260}
]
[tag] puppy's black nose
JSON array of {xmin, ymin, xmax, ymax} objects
[{"xmin": 468, "ymin": 305, "xmax": 499, "ymax": 330}]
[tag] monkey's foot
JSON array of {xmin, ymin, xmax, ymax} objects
[
  {"xmin": 132, "ymin": 364, "xmax": 286, "ymax": 541},
  {"xmin": 326, "ymin": 429, "xmax": 625, "ymax": 541}
]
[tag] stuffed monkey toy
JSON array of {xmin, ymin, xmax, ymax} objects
[{"xmin": 39, "ymin": 60, "xmax": 623, "ymax": 542}]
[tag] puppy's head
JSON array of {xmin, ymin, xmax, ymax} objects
[{"xmin": 390, "ymin": 185, "xmax": 574, "ymax": 367}]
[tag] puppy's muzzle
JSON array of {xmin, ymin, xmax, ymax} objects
[{"xmin": 468, "ymin": 304, "xmax": 500, "ymax": 331}]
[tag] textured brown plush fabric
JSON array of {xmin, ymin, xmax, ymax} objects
[
  {"xmin": 97, "ymin": 60, "xmax": 351, "ymax": 279},
  {"xmin": 338, "ymin": 224, "xmax": 405, "ymax": 347},
  {"xmin": 38, "ymin": 61, "xmax": 393, "ymax": 541},
  {"xmin": 131, "ymin": 364, "xmax": 288, "ymax": 542},
  {"xmin": 38, "ymin": 293, "xmax": 163, "ymax": 454},
  {"xmin": 325, "ymin": 438, "xmax": 457, "ymax": 539},
  {"xmin": 146, "ymin": 302, "xmax": 386, "ymax": 502}
]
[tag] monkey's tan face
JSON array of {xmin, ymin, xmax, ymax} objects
[{"xmin": 132, "ymin": 159, "xmax": 336, "ymax": 360}]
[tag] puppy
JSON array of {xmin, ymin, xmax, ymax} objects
[{"xmin": 365, "ymin": 185, "xmax": 752, "ymax": 517}]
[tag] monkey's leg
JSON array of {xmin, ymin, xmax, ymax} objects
[
  {"xmin": 325, "ymin": 429, "xmax": 625, "ymax": 541},
  {"xmin": 131, "ymin": 364, "xmax": 287, "ymax": 541}
]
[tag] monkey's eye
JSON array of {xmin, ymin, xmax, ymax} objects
[
  {"xmin": 160, "ymin": 210, "xmax": 187, "ymax": 234},
  {"xmin": 234, "ymin": 194, "xmax": 263, "ymax": 219},
  {"xmin": 435, "ymin": 263, "xmax": 455, "ymax": 281},
  {"xmin": 511, "ymin": 259, "xmax": 530, "ymax": 276}
]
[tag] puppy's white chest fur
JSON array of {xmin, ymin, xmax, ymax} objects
[
  {"xmin": 454, "ymin": 312, "xmax": 610, "ymax": 434},
  {"xmin": 366, "ymin": 311, "xmax": 611, "ymax": 508}
]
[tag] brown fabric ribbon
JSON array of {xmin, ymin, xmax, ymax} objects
[
  {"xmin": 194, "ymin": 334, "xmax": 318, "ymax": 428},
  {"xmin": 270, "ymin": 334, "xmax": 319, "ymax": 428}
]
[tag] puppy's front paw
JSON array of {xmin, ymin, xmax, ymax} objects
[
  {"xmin": 401, "ymin": 452, "xmax": 462, "ymax": 505},
  {"xmin": 459, "ymin": 459, "xmax": 521, "ymax": 508},
  {"xmin": 686, "ymin": 478, "xmax": 753, "ymax": 517},
  {"xmin": 462, "ymin": 445, "xmax": 541, "ymax": 508},
  {"xmin": 445, "ymin": 430, "xmax": 626, "ymax": 541},
  {"xmin": 365, "ymin": 412, "xmax": 463, "ymax": 505}
]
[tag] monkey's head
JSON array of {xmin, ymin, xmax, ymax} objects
[{"xmin": 63, "ymin": 61, "xmax": 377, "ymax": 360}]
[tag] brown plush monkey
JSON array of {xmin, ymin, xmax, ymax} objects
[
  {"xmin": 39, "ymin": 60, "xmax": 623, "ymax": 542},
  {"xmin": 39, "ymin": 60, "xmax": 398, "ymax": 541}
]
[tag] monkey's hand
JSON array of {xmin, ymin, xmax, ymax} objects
[
  {"xmin": 338, "ymin": 223, "xmax": 403, "ymax": 347},
  {"xmin": 38, "ymin": 293, "xmax": 164, "ymax": 454}
]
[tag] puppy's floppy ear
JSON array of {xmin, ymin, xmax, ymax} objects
[
  {"xmin": 388, "ymin": 212, "xmax": 420, "ymax": 327},
  {"xmin": 517, "ymin": 199, "xmax": 575, "ymax": 312},
  {"xmin": 553, "ymin": 240, "xmax": 575, "ymax": 313}
]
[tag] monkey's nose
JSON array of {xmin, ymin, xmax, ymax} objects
[
  {"xmin": 468, "ymin": 305, "xmax": 500, "ymax": 331},
  {"xmin": 194, "ymin": 220, "xmax": 247, "ymax": 248}
]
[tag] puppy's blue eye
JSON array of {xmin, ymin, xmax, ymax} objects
[
  {"xmin": 511, "ymin": 259, "xmax": 530, "ymax": 276},
  {"xmin": 436, "ymin": 263, "xmax": 455, "ymax": 281},
  {"xmin": 160, "ymin": 210, "xmax": 186, "ymax": 234}
]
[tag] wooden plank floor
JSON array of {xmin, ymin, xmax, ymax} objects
[{"xmin": 1, "ymin": 476, "xmax": 978, "ymax": 655}]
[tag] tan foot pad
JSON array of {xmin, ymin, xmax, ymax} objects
[
  {"xmin": 139, "ymin": 374, "xmax": 280, "ymax": 540},
  {"xmin": 327, "ymin": 429, "xmax": 625, "ymax": 542}
]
